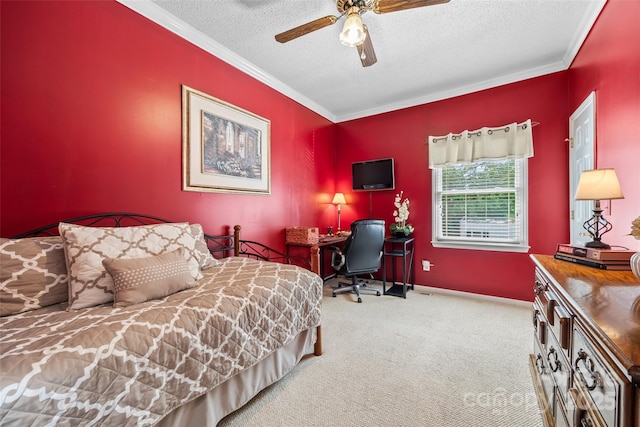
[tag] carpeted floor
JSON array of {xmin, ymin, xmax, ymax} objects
[{"xmin": 218, "ymin": 280, "xmax": 544, "ymax": 427}]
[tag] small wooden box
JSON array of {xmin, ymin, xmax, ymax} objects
[{"xmin": 285, "ymin": 227, "xmax": 319, "ymax": 244}]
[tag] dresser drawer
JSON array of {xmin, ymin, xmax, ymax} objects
[
  {"xmin": 534, "ymin": 335, "xmax": 555, "ymax": 407},
  {"xmin": 534, "ymin": 269, "xmax": 548, "ymax": 296},
  {"xmin": 554, "ymin": 395, "xmax": 570, "ymax": 427},
  {"xmin": 532, "ymin": 303, "xmax": 547, "ymax": 345},
  {"xmin": 534, "ymin": 273, "xmax": 572, "ymax": 352},
  {"xmin": 568, "ymin": 387, "xmax": 606, "ymax": 427},
  {"xmin": 547, "ymin": 330, "xmax": 571, "ymax": 405},
  {"xmin": 572, "ymin": 325, "xmax": 623, "ymax": 427},
  {"xmin": 550, "ymin": 303, "xmax": 572, "ymax": 352}
]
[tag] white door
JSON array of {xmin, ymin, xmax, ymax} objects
[{"xmin": 569, "ymin": 92, "xmax": 596, "ymax": 246}]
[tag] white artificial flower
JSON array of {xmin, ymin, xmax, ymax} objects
[
  {"xmin": 392, "ymin": 191, "xmax": 410, "ymax": 224},
  {"xmin": 631, "ymin": 216, "xmax": 640, "ymax": 240}
]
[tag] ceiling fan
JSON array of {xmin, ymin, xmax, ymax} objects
[{"xmin": 275, "ymin": 0, "xmax": 450, "ymax": 67}]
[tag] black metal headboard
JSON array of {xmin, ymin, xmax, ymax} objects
[
  {"xmin": 11, "ymin": 212, "xmax": 299, "ymax": 265},
  {"xmin": 11, "ymin": 212, "xmax": 237, "ymax": 259}
]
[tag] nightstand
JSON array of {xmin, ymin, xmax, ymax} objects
[{"xmin": 382, "ymin": 236, "xmax": 415, "ymax": 298}]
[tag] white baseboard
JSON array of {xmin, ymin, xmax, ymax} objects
[
  {"xmin": 411, "ymin": 284, "xmax": 532, "ymax": 308},
  {"xmin": 325, "ymin": 278, "xmax": 532, "ymax": 308}
]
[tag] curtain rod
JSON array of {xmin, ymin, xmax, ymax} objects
[{"xmin": 430, "ymin": 121, "xmax": 540, "ymax": 143}]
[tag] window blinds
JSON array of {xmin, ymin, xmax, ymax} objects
[{"xmin": 435, "ymin": 159, "xmax": 525, "ymax": 245}]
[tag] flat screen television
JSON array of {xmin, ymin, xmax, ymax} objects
[{"xmin": 352, "ymin": 158, "xmax": 395, "ymax": 191}]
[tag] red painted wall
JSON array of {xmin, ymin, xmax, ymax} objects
[
  {"xmin": 336, "ymin": 73, "xmax": 570, "ymax": 301},
  {"xmin": 0, "ymin": 1, "xmax": 335, "ymax": 249},
  {"xmin": 334, "ymin": 0, "xmax": 640, "ymax": 301},
  {"xmin": 1, "ymin": 1, "xmax": 637, "ymax": 302},
  {"xmin": 568, "ymin": 0, "xmax": 640, "ymax": 252}
]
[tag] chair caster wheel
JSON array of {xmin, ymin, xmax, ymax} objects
[
  {"xmin": 332, "ymin": 293, "xmax": 337, "ymax": 297},
  {"xmin": 357, "ymin": 298, "xmax": 362, "ymax": 303},
  {"xmin": 376, "ymin": 291, "xmax": 381, "ymax": 296}
]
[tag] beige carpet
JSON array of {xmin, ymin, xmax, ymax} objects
[{"xmin": 218, "ymin": 280, "xmax": 543, "ymax": 427}]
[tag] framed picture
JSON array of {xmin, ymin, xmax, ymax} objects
[{"xmin": 182, "ymin": 85, "xmax": 270, "ymax": 194}]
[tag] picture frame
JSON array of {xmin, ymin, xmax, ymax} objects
[{"xmin": 182, "ymin": 85, "xmax": 270, "ymax": 194}]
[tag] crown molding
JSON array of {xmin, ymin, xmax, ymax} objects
[
  {"xmin": 116, "ymin": 0, "xmax": 336, "ymax": 122},
  {"xmin": 340, "ymin": 0, "xmax": 606, "ymax": 122},
  {"xmin": 562, "ymin": 0, "xmax": 606, "ymax": 67},
  {"xmin": 117, "ymin": 0, "xmax": 605, "ymax": 125},
  {"xmin": 335, "ymin": 60, "xmax": 568, "ymax": 123}
]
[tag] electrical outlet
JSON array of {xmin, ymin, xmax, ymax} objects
[{"xmin": 422, "ymin": 260, "xmax": 431, "ymax": 271}]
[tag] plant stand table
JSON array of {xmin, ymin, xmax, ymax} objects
[{"xmin": 382, "ymin": 236, "xmax": 415, "ymax": 298}]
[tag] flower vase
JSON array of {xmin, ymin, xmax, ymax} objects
[
  {"xmin": 631, "ymin": 252, "xmax": 640, "ymax": 281},
  {"xmin": 395, "ymin": 232, "xmax": 406, "ymax": 238}
]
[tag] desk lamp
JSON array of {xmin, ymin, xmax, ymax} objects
[
  {"xmin": 574, "ymin": 168, "xmax": 624, "ymax": 248},
  {"xmin": 332, "ymin": 193, "xmax": 347, "ymax": 232}
]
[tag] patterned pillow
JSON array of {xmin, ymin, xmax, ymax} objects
[
  {"xmin": 0, "ymin": 236, "xmax": 68, "ymax": 316},
  {"xmin": 103, "ymin": 248, "xmax": 197, "ymax": 308},
  {"xmin": 59, "ymin": 222, "xmax": 203, "ymax": 310},
  {"xmin": 189, "ymin": 224, "xmax": 219, "ymax": 270}
]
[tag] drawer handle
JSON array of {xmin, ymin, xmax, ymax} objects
[
  {"xmin": 575, "ymin": 349, "xmax": 602, "ymax": 391},
  {"xmin": 534, "ymin": 280, "xmax": 544, "ymax": 295},
  {"xmin": 535, "ymin": 354, "xmax": 545, "ymax": 375},
  {"xmin": 581, "ymin": 419, "xmax": 593, "ymax": 427},
  {"xmin": 532, "ymin": 308, "xmax": 539, "ymax": 328},
  {"xmin": 547, "ymin": 347, "xmax": 560, "ymax": 372}
]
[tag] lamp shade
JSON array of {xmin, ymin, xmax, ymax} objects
[
  {"xmin": 575, "ymin": 168, "xmax": 624, "ymax": 200},
  {"xmin": 332, "ymin": 193, "xmax": 347, "ymax": 205},
  {"xmin": 339, "ymin": 8, "xmax": 366, "ymax": 47}
]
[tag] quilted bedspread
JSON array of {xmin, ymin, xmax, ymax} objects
[{"xmin": 0, "ymin": 257, "xmax": 322, "ymax": 426}]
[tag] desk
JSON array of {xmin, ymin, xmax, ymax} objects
[
  {"xmin": 286, "ymin": 236, "xmax": 348, "ymax": 281},
  {"xmin": 382, "ymin": 237, "xmax": 415, "ymax": 298}
]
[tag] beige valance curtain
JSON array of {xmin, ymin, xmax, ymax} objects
[{"xmin": 427, "ymin": 119, "xmax": 534, "ymax": 169}]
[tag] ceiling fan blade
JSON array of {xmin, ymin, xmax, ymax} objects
[
  {"xmin": 275, "ymin": 15, "xmax": 338, "ymax": 43},
  {"xmin": 356, "ymin": 25, "xmax": 377, "ymax": 67},
  {"xmin": 372, "ymin": 0, "xmax": 450, "ymax": 14}
]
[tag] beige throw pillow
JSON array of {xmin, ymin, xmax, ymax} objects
[
  {"xmin": 0, "ymin": 236, "xmax": 69, "ymax": 316},
  {"xmin": 103, "ymin": 248, "xmax": 197, "ymax": 308},
  {"xmin": 190, "ymin": 224, "xmax": 219, "ymax": 270},
  {"xmin": 59, "ymin": 222, "xmax": 203, "ymax": 310}
]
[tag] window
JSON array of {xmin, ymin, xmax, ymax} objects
[{"xmin": 432, "ymin": 158, "xmax": 529, "ymax": 252}]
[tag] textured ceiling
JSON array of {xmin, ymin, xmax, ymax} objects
[{"xmin": 119, "ymin": 0, "xmax": 606, "ymax": 123}]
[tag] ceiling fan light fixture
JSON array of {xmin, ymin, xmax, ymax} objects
[{"xmin": 339, "ymin": 7, "xmax": 366, "ymax": 47}]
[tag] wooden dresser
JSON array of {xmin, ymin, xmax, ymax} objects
[{"xmin": 530, "ymin": 254, "xmax": 640, "ymax": 427}]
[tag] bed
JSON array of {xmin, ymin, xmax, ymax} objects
[{"xmin": 0, "ymin": 213, "xmax": 323, "ymax": 426}]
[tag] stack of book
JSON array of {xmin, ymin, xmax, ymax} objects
[{"xmin": 554, "ymin": 244, "xmax": 633, "ymax": 270}]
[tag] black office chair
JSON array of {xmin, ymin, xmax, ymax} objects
[{"xmin": 330, "ymin": 219, "xmax": 385, "ymax": 303}]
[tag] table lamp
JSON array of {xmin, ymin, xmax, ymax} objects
[
  {"xmin": 574, "ymin": 168, "xmax": 624, "ymax": 248},
  {"xmin": 332, "ymin": 193, "xmax": 347, "ymax": 232}
]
